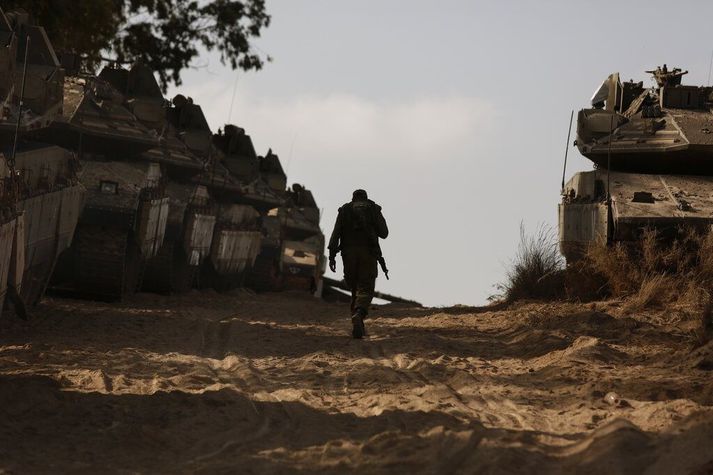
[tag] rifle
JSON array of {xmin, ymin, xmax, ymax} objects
[{"xmin": 378, "ymin": 256, "xmax": 389, "ymax": 280}]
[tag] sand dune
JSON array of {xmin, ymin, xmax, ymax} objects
[{"xmin": 1, "ymin": 291, "xmax": 712, "ymax": 474}]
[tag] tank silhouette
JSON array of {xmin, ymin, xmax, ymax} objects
[
  {"xmin": 277, "ymin": 183, "xmax": 325, "ymax": 293},
  {"xmin": 210, "ymin": 128, "xmax": 325, "ymax": 292},
  {"xmin": 40, "ymin": 63, "xmax": 170, "ymax": 299},
  {"xmin": 3, "ymin": 5, "xmax": 328, "ymax": 302},
  {"xmin": 251, "ymin": 179, "xmax": 325, "ymax": 293},
  {"xmin": 561, "ymin": 64, "xmax": 713, "ymax": 260},
  {"xmin": 0, "ymin": 8, "xmax": 85, "ymax": 311},
  {"xmin": 198, "ymin": 125, "xmax": 279, "ymax": 290},
  {"xmin": 98, "ymin": 64, "xmax": 217, "ymax": 293}
]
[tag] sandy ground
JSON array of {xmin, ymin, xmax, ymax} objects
[{"xmin": 1, "ymin": 290, "xmax": 713, "ymax": 474}]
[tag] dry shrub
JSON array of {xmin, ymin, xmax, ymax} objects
[
  {"xmin": 622, "ymin": 274, "xmax": 677, "ymax": 313},
  {"xmin": 495, "ymin": 224, "xmax": 564, "ymax": 302},
  {"xmin": 497, "ymin": 223, "xmax": 713, "ymax": 339},
  {"xmin": 575, "ymin": 226, "xmax": 713, "ymax": 337}
]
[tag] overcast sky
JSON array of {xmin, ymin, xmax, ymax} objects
[{"xmin": 170, "ymin": 0, "xmax": 713, "ymax": 306}]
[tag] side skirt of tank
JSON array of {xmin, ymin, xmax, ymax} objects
[
  {"xmin": 17, "ymin": 185, "xmax": 85, "ymax": 306},
  {"xmin": 0, "ymin": 218, "xmax": 18, "ymax": 316},
  {"xmin": 200, "ymin": 229, "xmax": 262, "ymax": 292}
]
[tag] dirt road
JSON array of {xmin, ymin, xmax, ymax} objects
[{"xmin": 1, "ymin": 290, "xmax": 713, "ymax": 474}]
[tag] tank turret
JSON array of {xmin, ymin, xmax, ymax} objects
[{"xmin": 575, "ymin": 65, "xmax": 713, "ymax": 174}]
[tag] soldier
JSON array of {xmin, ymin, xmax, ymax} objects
[{"xmin": 328, "ymin": 189, "xmax": 389, "ymax": 338}]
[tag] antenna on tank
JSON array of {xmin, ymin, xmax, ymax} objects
[
  {"xmin": 10, "ymin": 35, "xmax": 31, "ymax": 171},
  {"xmin": 606, "ymin": 114, "xmax": 614, "ymax": 203},
  {"xmin": 227, "ymin": 73, "xmax": 239, "ymax": 124},
  {"xmin": 560, "ymin": 110, "xmax": 574, "ymax": 192},
  {"xmin": 285, "ymin": 130, "xmax": 298, "ymax": 176}
]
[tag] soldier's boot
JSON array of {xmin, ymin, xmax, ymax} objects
[{"xmin": 351, "ymin": 307, "xmax": 366, "ymax": 339}]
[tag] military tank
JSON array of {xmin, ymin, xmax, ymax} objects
[
  {"xmin": 208, "ymin": 128, "xmax": 325, "ymax": 293},
  {"xmin": 201, "ymin": 124, "xmax": 284, "ymax": 290},
  {"xmin": 97, "ymin": 64, "xmax": 217, "ymax": 294},
  {"xmin": 560, "ymin": 64, "xmax": 713, "ymax": 261},
  {"xmin": 245, "ymin": 149, "xmax": 325, "ymax": 294},
  {"xmin": 278, "ymin": 184, "xmax": 326, "ymax": 294},
  {"xmin": 0, "ymin": 8, "xmax": 85, "ymax": 311},
  {"xmin": 41, "ymin": 63, "xmax": 170, "ymax": 299}
]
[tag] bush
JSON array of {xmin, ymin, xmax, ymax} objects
[{"xmin": 495, "ymin": 224, "xmax": 564, "ymax": 302}]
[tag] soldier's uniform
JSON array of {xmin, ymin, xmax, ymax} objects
[{"xmin": 328, "ymin": 189, "xmax": 388, "ymax": 338}]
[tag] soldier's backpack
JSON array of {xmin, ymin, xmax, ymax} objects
[{"xmin": 350, "ymin": 200, "xmax": 376, "ymax": 233}]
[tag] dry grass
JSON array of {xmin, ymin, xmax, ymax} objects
[
  {"xmin": 581, "ymin": 227, "xmax": 713, "ymax": 342},
  {"xmin": 498, "ymin": 225, "xmax": 713, "ymax": 342},
  {"xmin": 622, "ymin": 274, "xmax": 675, "ymax": 313},
  {"xmin": 495, "ymin": 224, "xmax": 564, "ymax": 303},
  {"xmin": 581, "ymin": 228, "xmax": 713, "ymax": 305}
]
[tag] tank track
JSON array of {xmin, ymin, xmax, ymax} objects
[
  {"xmin": 73, "ymin": 224, "xmax": 142, "ymax": 300},
  {"xmin": 142, "ymin": 240, "xmax": 195, "ymax": 294}
]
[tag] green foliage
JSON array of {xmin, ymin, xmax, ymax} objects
[{"xmin": 4, "ymin": 0, "xmax": 271, "ymax": 91}]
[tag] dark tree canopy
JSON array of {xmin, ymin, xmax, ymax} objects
[{"xmin": 4, "ymin": 0, "xmax": 271, "ymax": 91}]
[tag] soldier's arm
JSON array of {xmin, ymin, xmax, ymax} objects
[
  {"xmin": 328, "ymin": 208, "xmax": 344, "ymax": 255},
  {"xmin": 375, "ymin": 207, "xmax": 389, "ymax": 239}
]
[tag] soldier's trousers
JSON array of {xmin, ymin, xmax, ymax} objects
[{"xmin": 341, "ymin": 246, "xmax": 378, "ymax": 314}]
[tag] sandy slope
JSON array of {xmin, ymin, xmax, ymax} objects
[{"xmin": 1, "ymin": 290, "xmax": 713, "ymax": 474}]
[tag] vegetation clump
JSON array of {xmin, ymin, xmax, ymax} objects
[
  {"xmin": 497, "ymin": 225, "xmax": 713, "ymax": 342},
  {"xmin": 495, "ymin": 224, "xmax": 564, "ymax": 303}
]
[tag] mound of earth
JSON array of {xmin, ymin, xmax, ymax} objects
[{"xmin": 0, "ymin": 291, "xmax": 712, "ymax": 473}]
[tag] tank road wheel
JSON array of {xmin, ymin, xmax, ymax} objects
[{"xmin": 74, "ymin": 224, "xmax": 141, "ymax": 300}]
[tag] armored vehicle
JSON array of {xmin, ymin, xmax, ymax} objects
[
  {"xmin": 43, "ymin": 66, "xmax": 169, "ymax": 299},
  {"xmin": 278, "ymin": 184, "xmax": 325, "ymax": 293},
  {"xmin": 560, "ymin": 64, "xmax": 713, "ymax": 261},
  {"xmin": 209, "ymin": 128, "xmax": 325, "ymax": 292},
  {"xmin": 0, "ymin": 8, "xmax": 84, "ymax": 311},
  {"xmin": 98, "ymin": 65, "xmax": 217, "ymax": 293},
  {"xmin": 209, "ymin": 126, "xmax": 285, "ymax": 290}
]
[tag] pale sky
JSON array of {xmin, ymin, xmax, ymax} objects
[{"xmin": 170, "ymin": 0, "xmax": 713, "ymax": 306}]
